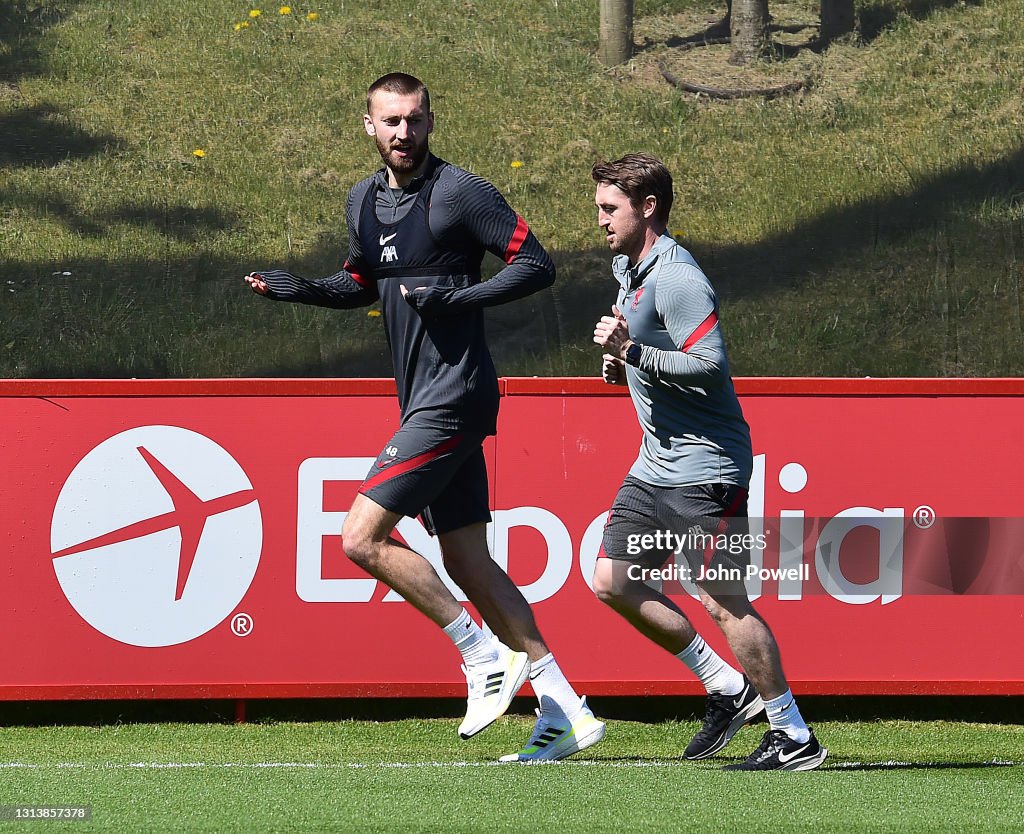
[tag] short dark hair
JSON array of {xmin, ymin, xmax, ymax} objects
[
  {"xmin": 366, "ymin": 72, "xmax": 431, "ymax": 114},
  {"xmin": 591, "ymin": 153, "xmax": 673, "ymax": 226}
]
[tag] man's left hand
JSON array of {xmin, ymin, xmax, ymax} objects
[{"xmin": 400, "ymin": 284, "xmax": 452, "ymax": 316}]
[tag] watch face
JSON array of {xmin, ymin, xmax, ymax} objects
[{"xmin": 626, "ymin": 343, "xmax": 642, "ymax": 365}]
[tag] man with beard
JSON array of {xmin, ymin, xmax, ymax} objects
[
  {"xmin": 590, "ymin": 153, "xmax": 826, "ymax": 771},
  {"xmin": 243, "ymin": 73, "xmax": 604, "ymax": 762}
]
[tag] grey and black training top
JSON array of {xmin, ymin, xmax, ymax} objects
[
  {"xmin": 254, "ymin": 155, "xmax": 555, "ymax": 433},
  {"xmin": 614, "ymin": 233, "xmax": 753, "ymax": 489}
]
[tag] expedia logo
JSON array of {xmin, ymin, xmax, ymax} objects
[{"xmin": 50, "ymin": 426, "xmax": 262, "ymax": 647}]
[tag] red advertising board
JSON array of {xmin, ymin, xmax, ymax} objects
[{"xmin": 1, "ymin": 378, "xmax": 1022, "ymax": 699}]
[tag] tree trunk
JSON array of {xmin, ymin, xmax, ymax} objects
[
  {"xmin": 820, "ymin": 0, "xmax": 855, "ymax": 42},
  {"xmin": 599, "ymin": 0, "xmax": 633, "ymax": 66},
  {"xmin": 729, "ymin": 0, "xmax": 770, "ymax": 65}
]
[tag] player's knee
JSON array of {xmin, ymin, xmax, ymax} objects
[
  {"xmin": 591, "ymin": 560, "xmax": 621, "ymax": 605},
  {"xmin": 341, "ymin": 535, "xmax": 375, "ymax": 571},
  {"xmin": 700, "ymin": 586, "xmax": 753, "ymax": 624},
  {"xmin": 341, "ymin": 515, "xmax": 377, "ymax": 571},
  {"xmin": 701, "ymin": 594, "xmax": 729, "ymax": 625}
]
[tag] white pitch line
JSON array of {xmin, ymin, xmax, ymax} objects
[{"xmin": 1, "ymin": 759, "xmax": 1020, "ymax": 771}]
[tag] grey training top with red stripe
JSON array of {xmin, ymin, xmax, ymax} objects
[
  {"xmin": 614, "ymin": 233, "xmax": 753, "ymax": 488},
  {"xmin": 254, "ymin": 155, "xmax": 554, "ymax": 432}
]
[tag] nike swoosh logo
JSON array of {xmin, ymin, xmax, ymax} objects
[
  {"xmin": 731, "ymin": 693, "xmax": 746, "ymax": 709},
  {"xmin": 376, "ymin": 459, "xmax": 396, "ymax": 469},
  {"xmin": 778, "ymin": 744, "xmax": 811, "ymax": 764},
  {"xmin": 529, "ymin": 672, "xmax": 542, "ymax": 681},
  {"xmin": 379, "ymin": 233, "xmax": 398, "ymax": 245}
]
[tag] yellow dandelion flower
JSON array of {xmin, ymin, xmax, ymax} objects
[
  {"xmin": 367, "ymin": 309, "xmax": 381, "ymax": 318},
  {"xmin": 279, "ymin": 5, "xmax": 291, "ymax": 13},
  {"xmin": 192, "ymin": 149, "xmax": 206, "ymax": 158},
  {"xmin": 241, "ymin": 20, "xmax": 250, "ymax": 27},
  {"xmin": 249, "ymin": 8, "xmax": 262, "ymax": 18},
  {"xmin": 233, "ymin": 22, "xmax": 243, "ymax": 30},
  {"xmin": 306, "ymin": 11, "xmax": 319, "ymax": 20},
  {"xmin": 510, "ymin": 160, "xmax": 524, "ymax": 169}
]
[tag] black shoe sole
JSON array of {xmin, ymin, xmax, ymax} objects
[{"xmin": 684, "ymin": 695, "xmax": 765, "ymax": 761}]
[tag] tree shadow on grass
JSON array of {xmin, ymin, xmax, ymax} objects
[
  {"xmin": 3, "ymin": 143, "xmax": 1022, "ymax": 378},
  {"xmin": 0, "ymin": 3, "xmax": 122, "ymax": 179},
  {"xmin": 546, "ymin": 143, "xmax": 1024, "ymax": 355},
  {"xmin": 0, "ymin": 0, "xmax": 81, "ymax": 81},
  {"xmin": 0, "ymin": 184, "xmax": 238, "ymax": 239},
  {"xmin": 701, "ymin": 144, "xmax": 1024, "ymax": 301},
  {"xmin": 859, "ymin": 0, "xmax": 985, "ymax": 43},
  {"xmin": 0, "ymin": 104, "xmax": 121, "ymax": 169},
  {"xmin": 637, "ymin": 0, "xmax": 987, "ymax": 62},
  {"xmin": 548, "ymin": 149, "xmax": 1024, "ymax": 377}
]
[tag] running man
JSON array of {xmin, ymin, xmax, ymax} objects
[
  {"xmin": 590, "ymin": 153, "xmax": 825, "ymax": 771},
  {"xmin": 244, "ymin": 73, "xmax": 604, "ymax": 762}
]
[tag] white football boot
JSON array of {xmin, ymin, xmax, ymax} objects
[{"xmin": 458, "ymin": 642, "xmax": 530, "ymax": 739}]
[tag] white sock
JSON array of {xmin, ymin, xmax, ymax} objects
[
  {"xmin": 529, "ymin": 653, "xmax": 583, "ymax": 719},
  {"xmin": 442, "ymin": 610, "xmax": 498, "ymax": 667},
  {"xmin": 764, "ymin": 689, "xmax": 810, "ymax": 743},
  {"xmin": 675, "ymin": 634, "xmax": 744, "ymax": 696}
]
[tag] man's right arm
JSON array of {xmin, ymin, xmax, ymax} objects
[
  {"xmin": 245, "ymin": 184, "xmax": 378, "ymax": 309},
  {"xmin": 249, "ymin": 264, "xmax": 377, "ymax": 309}
]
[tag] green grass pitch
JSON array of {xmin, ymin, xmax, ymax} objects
[{"xmin": 1, "ymin": 716, "xmax": 1021, "ymax": 832}]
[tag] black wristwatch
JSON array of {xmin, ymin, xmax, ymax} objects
[{"xmin": 624, "ymin": 341, "xmax": 643, "ymax": 367}]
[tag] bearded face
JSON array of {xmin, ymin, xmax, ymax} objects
[
  {"xmin": 373, "ymin": 126, "xmax": 429, "ymax": 175},
  {"xmin": 364, "ymin": 90, "xmax": 434, "ymax": 185}
]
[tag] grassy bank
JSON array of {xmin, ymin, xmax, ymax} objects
[{"xmin": 1, "ymin": 0, "xmax": 1022, "ymax": 377}]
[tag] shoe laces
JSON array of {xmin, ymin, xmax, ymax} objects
[
  {"xmin": 525, "ymin": 709, "xmax": 560, "ymax": 744},
  {"xmin": 700, "ymin": 692, "xmax": 734, "ymax": 728},
  {"xmin": 750, "ymin": 729, "xmax": 789, "ymax": 762},
  {"xmin": 461, "ymin": 662, "xmax": 492, "ymax": 698}
]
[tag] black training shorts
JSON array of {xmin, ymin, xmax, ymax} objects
[
  {"xmin": 358, "ymin": 414, "xmax": 492, "ymax": 536},
  {"xmin": 601, "ymin": 475, "xmax": 751, "ymax": 576}
]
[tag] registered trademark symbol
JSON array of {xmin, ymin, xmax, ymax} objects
[
  {"xmin": 912, "ymin": 505, "xmax": 936, "ymax": 529},
  {"xmin": 231, "ymin": 612, "xmax": 254, "ymax": 637}
]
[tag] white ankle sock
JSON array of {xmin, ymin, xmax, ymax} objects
[
  {"xmin": 442, "ymin": 610, "xmax": 498, "ymax": 666},
  {"xmin": 675, "ymin": 634, "xmax": 744, "ymax": 696},
  {"xmin": 529, "ymin": 653, "xmax": 583, "ymax": 719},
  {"xmin": 764, "ymin": 689, "xmax": 810, "ymax": 743}
]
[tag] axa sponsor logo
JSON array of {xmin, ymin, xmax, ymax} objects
[{"xmin": 50, "ymin": 426, "xmax": 262, "ymax": 647}]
